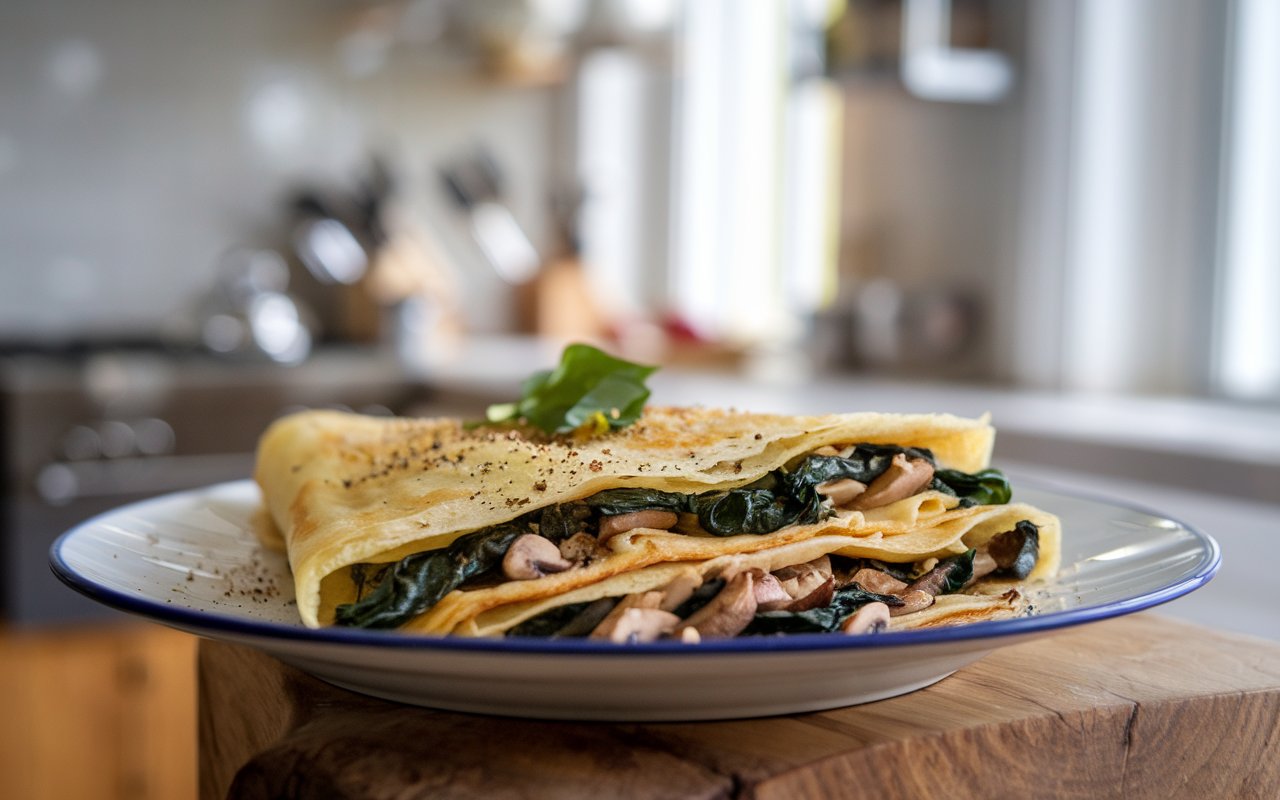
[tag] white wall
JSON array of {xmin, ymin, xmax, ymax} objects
[{"xmin": 0, "ymin": 0, "xmax": 557, "ymax": 341}]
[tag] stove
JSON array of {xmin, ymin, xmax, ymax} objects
[{"xmin": 1, "ymin": 347, "xmax": 435, "ymax": 625}]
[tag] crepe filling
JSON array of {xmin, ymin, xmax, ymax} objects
[{"xmin": 332, "ymin": 442, "xmax": 1042, "ymax": 641}]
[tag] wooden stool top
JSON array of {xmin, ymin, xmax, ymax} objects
[{"xmin": 199, "ymin": 614, "xmax": 1280, "ymax": 799}]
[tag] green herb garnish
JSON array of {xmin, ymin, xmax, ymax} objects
[{"xmin": 485, "ymin": 343, "xmax": 658, "ymax": 435}]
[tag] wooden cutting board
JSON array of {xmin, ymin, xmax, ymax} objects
[{"xmin": 199, "ymin": 614, "xmax": 1280, "ymax": 799}]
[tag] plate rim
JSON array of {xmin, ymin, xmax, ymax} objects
[{"xmin": 49, "ymin": 478, "xmax": 1221, "ymax": 657}]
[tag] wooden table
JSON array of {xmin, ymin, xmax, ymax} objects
[{"xmin": 198, "ymin": 615, "xmax": 1280, "ymax": 799}]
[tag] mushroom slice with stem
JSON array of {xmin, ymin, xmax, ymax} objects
[
  {"xmin": 850, "ymin": 454, "xmax": 936, "ymax": 510},
  {"xmin": 674, "ymin": 571, "xmax": 759, "ymax": 640},
  {"xmin": 907, "ymin": 552, "xmax": 973, "ymax": 597},
  {"xmin": 597, "ymin": 608, "xmax": 681, "ymax": 644},
  {"xmin": 752, "ymin": 569, "xmax": 795, "ymax": 611},
  {"xmin": 888, "ymin": 589, "xmax": 934, "ymax": 617},
  {"xmin": 502, "ymin": 534, "xmax": 574, "ymax": 581},
  {"xmin": 772, "ymin": 558, "xmax": 835, "ymax": 611},
  {"xmin": 849, "ymin": 568, "xmax": 908, "ymax": 596},
  {"xmin": 786, "ymin": 575, "xmax": 835, "ymax": 612},
  {"xmin": 847, "ymin": 567, "xmax": 933, "ymax": 617},
  {"xmin": 588, "ymin": 591, "xmax": 665, "ymax": 640}
]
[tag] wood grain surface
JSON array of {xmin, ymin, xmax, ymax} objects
[
  {"xmin": 198, "ymin": 614, "xmax": 1280, "ymax": 800},
  {"xmin": 0, "ymin": 623, "xmax": 197, "ymax": 800}
]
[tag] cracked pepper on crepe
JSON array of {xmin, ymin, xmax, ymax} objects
[{"xmin": 253, "ymin": 405, "xmax": 1060, "ymax": 638}]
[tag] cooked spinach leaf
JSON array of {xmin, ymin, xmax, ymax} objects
[
  {"xmin": 932, "ymin": 468, "xmax": 1012, "ymax": 506},
  {"xmin": 485, "ymin": 343, "xmax": 657, "ymax": 434},
  {"xmin": 507, "ymin": 601, "xmax": 594, "ymax": 638},
  {"xmin": 586, "ymin": 483, "xmax": 825, "ymax": 537},
  {"xmin": 744, "ymin": 583, "xmax": 905, "ymax": 635},
  {"xmin": 334, "ymin": 523, "xmax": 524, "ymax": 629},
  {"xmin": 783, "ymin": 445, "xmax": 936, "ymax": 493},
  {"xmin": 584, "ymin": 488, "xmax": 688, "ymax": 516},
  {"xmin": 537, "ymin": 502, "xmax": 592, "ymax": 542},
  {"xmin": 691, "ymin": 487, "xmax": 825, "ymax": 536}
]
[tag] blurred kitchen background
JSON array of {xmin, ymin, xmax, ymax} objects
[{"xmin": 2, "ymin": 0, "xmax": 1278, "ymax": 796}]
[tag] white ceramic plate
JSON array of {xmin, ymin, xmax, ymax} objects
[{"xmin": 51, "ymin": 480, "xmax": 1218, "ymax": 721}]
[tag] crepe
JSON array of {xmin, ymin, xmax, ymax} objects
[{"xmin": 254, "ymin": 406, "xmax": 1059, "ymax": 636}]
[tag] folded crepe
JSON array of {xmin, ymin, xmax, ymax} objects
[{"xmin": 254, "ymin": 406, "xmax": 1060, "ymax": 638}]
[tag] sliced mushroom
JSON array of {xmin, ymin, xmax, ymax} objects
[
  {"xmin": 809, "ymin": 555, "xmax": 834, "ymax": 580},
  {"xmin": 502, "ymin": 534, "xmax": 574, "ymax": 581},
  {"xmin": 815, "ymin": 477, "xmax": 868, "ymax": 507},
  {"xmin": 985, "ymin": 520, "xmax": 1040, "ymax": 579},
  {"xmin": 752, "ymin": 569, "xmax": 795, "ymax": 611},
  {"xmin": 842, "ymin": 602, "xmax": 891, "ymax": 635},
  {"xmin": 588, "ymin": 591, "xmax": 665, "ymax": 640},
  {"xmin": 907, "ymin": 557, "xmax": 968, "ymax": 597},
  {"xmin": 794, "ymin": 576, "xmax": 837, "ymax": 612},
  {"xmin": 969, "ymin": 550, "xmax": 999, "ymax": 584},
  {"xmin": 850, "ymin": 568, "xmax": 908, "ymax": 595},
  {"xmin": 593, "ymin": 607, "xmax": 681, "ymax": 644},
  {"xmin": 772, "ymin": 559, "xmax": 834, "ymax": 610},
  {"xmin": 598, "ymin": 510, "xmax": 679, "ymax": 544},
  {"xmin": 888, "ymin": 589, "xmax": 935, "ymax": 617},
  {"xmin": 657, "ymin": 568, "xmax": 704, "ymax": 612},
  {"xmin": 558, "ymin": 531, "xmax": 607, "ymax": 565},
  {"xmin": 850, "ymin": 454, "xmax": 936, "ymax": 510},
  {"xmin": 674, "ymin": 571, "xmax": 758, "ymax": 639},
  {"xmin": 774, "ymin": 555, "xmax": 832, "ymax": 583}
]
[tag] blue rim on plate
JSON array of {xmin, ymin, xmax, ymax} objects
[{"xmin": 49, "ymin": 479, "xmax": 1220, "ymax": 656}]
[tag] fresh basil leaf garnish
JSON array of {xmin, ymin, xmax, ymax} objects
[{"xmin": 485, "ymin": 343, "xmax": 658, "ymax": 434}]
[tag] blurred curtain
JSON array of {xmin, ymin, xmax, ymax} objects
[
  {"xmin": 668, "ymin": 0, "xmax": 842, "ymax": 347},
  {"xmin": 1009, "ymin": 0, "xmax": 1227, "ymax": 396},
  {"xmin": 1011, "ymin": 0, "xmax": 1279, "ymax": 404}
]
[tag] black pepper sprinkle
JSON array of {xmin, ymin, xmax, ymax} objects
[
  {"xmin": 754, "ymin": 433, "xmax": 763, "ymax": 440},
  {"xmin": 533, "ymin": 480, "xmax": 547, "ymax": 491}
]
